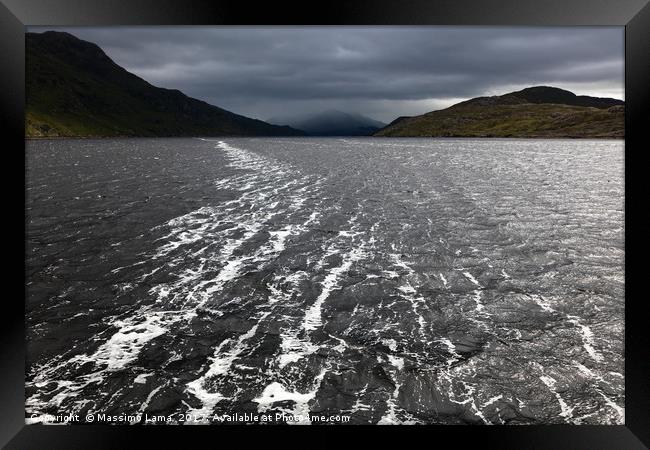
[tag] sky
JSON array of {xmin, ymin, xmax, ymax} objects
[{"xmin": 28, "ymin": 26, "xmax": 624, "ymax": 123}]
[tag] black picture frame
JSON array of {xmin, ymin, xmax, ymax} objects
[{"xmin": 2, "ymin": 0, "xmax": 648, "ymax": 447}]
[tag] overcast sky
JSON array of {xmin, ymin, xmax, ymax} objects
[{"xmin": 29, "ymin": 26, "xmax": 624, "ymax": 123}]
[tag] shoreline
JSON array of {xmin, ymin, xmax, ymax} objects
[{"xmin": 25, "ymin": 135, "xmax": 625, "ymax": 141}]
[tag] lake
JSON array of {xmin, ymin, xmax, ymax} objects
[{"xmin": 26, "ymin": 137, "xmax": 624, "ymax": 424}]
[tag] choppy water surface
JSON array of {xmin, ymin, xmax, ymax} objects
[{"xmin": 26, "ymin": 137, "xmax": 624, "ymax": 424}]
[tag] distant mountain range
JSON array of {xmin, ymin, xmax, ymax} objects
[
  {"xmin": 267, "ymin": 110, "xmax": 386, "ymax": 136},
  {"xmin": 26, "ymin": 31, "xmax": 303, "ymax": 138},
  {"xmin": 26, "ymin": 32, "xmax": 623, "ymax": 140},
  {"xmin": 375, "ymin": 86, "xmax": 624, "ymax": 138}
]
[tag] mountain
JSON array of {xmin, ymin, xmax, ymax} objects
[
  {"xmin": 375, "ymin": 86, "xmax": 624, "ymax": 138},
  {"xmin": 26, "ymin": 31, "xmax": 303, "ymax": 138},
  {"xmin": 267, "ymin": 110, "xmax": 387, "ymax": 136},
  {"xmin": 499, "ymin": 86, "xmax": 624, "ymax": 109}
]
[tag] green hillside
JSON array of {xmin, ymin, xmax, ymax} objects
[
  {"xmin": 375, "ymin": 87, "xmax": 624, "ymax": 138},
  {"xmin": 26, "ymin": 31, "xmax": 303, "ymax": 138}
]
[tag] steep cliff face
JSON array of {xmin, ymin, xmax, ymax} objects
[{"xmin": 26, "ymin": 31, "xmax": 303, "ymax": 137}]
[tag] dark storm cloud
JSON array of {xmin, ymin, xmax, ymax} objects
[{"xmin": 28, "ymin": 26, "xmax": 624, "ymax": 122}]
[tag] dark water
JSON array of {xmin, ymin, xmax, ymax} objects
[{"xmin": 26, "ymin": 137, "xmax": 624, "ymax": 425}]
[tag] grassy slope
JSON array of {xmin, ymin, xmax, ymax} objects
[
  {"xmin": 26, "ymin": 32, "xmax": 302, "ymax": 138},
  {"xmin": 375, "ymin": 102, "xmax": 624, "ymax": 139}
]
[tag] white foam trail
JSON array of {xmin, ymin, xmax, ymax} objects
[
  {"xmin": 437, "ymin": 337, "xmax": 462, "ymax": 368},
  {"xmin": 539, "ymin": 375, "xmax": 575, "ymax": 421},
  {"xmin": 26, "ymin": 307, "xmax": 173, "ymax": 414},
  {"xmin": 530, "ymin": 295, "xmax": 603, "ymax": 362},
  {"xmin": 254, "ymin": 212, "xmax": 370, "ymax": 421},
  {"xmin": 481, "ymin": 394, "xmax": 503, "ymax": 409},
  {"xmin": 387, "ymin": 355, "xmax": 405, "ymax": 370},
  {"xmin": 462, "ymin": 271, "xmax": 480, "ymax": 286},
  {"xmin": 304, "ymin": 245, "xmax": 366, "ymax": 332},
  {"xmin": 530, "ymin": 294, "xmax": 555, "ymax": 313},
  {"xmin": 139, "ymin": 384, "xmax": 165, "ymax": 414},
  {"xmin": 264, "ymin": 271, "xmax": 316, "ymax": 369},
  {"xmin": 377, "ymin": 367, "xmax": 403, "ymax": 425},
  {"xmin": 390, "ymin": 253, "xmax": 427, "ymax": 335},
  {"xmin": 254, "ymin": 369, "xmax": 328, "ymax": 425},
  {"xmin": 351, "ymin": 385, "xmax": 371, "ymax": 413},
  {"xmin": 134, "ymin": 373, "xmax": 152, "ymax": 384},
  {"xmin": 382, "ymin": 338, "xmax": 398, "ymax": 352},
  {"xmin": 277, "ymin": 213, "xmax": 365, "ymax": 359},
  {"xmin": 179, "ymin": 142, "xmax": 330, "ymax": 417},
  {"xmin": 89, "ymin": 313, "xmax": 168, "ymax": 370},
  {"xmin": 598, "ymin": 391, "xmax": 625, "ymax": 423},
  {"xmin": 567, "ymin": 315, "xmax": 603, "ymax": 362},
  {"xmin": 573, "ymin": 362, "xmax": 624, "ymax": 423},
  {"xmin": 27, "ymin": 139, "xmax": 325, "ymax": 419},
  {"xmin": 462, "ymin": 271, "xmax": 485, "ymax": 313},
  {"xmin": 186, "ymin": 311, "xmax": 272, "ymax": 419},
  {"xmin": 447, "ymin": 379, "xmax": 491, "ymax": 425}
]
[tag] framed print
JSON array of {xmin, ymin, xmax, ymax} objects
[{"xmin": 1, "ymin": 0, "xmax": 648, "ymax": 447}]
